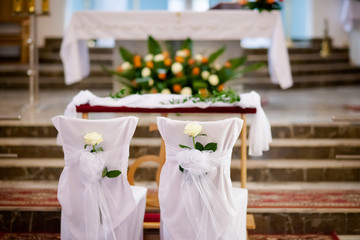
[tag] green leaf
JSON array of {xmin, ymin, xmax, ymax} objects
[
  {"xmin": 208, "ymin": 46, "xmax": 225, "ymax": 64},
  {"xmin": 179, "ymin": 144, "xmax": 191, "ymax": 149},
  {"xmin": 148, "ymin": 36, "xmax": 162, "ymax": 55},
  {"xmin": 119, "ymin": 47, "xmax": 134, "ymax": 62},
  {"xmin": 179, "ymin": 165, "xmax": 184, "ymax": 172},
  {"xmin": 229, "ymin": 56, "xmax": 247, "ymax": 70},
  {"xmin": 84, "ymin": 144, "xmax": 88, "ymax": 149},
  {"xmin": 192, "ymin": 80, "xmax": 208, "ymax": 90},
  {"xmin": 106, "ymin": 170, "xmax": 122, "ymax": 178},
  {"xmin": 181, "ymin": 38, "xmax": 193, "ymax": 53},
  {"xmin": 96, "ymin": 147, "xmax": 104, "ymax": 152},
  {"xmin": 204, "ymin": 142, "xmax": 217, "ymax": 152},
  {"xmin": 236, "ymin": 62, "xmax": 265, "ymax": 75},
  {"xmin": 102, "ymin": 167, "xmax": 108, "ymax": 178},
  {"xmin": 195, "ymin": 142, "xmax": 204, "ymax": 151}
]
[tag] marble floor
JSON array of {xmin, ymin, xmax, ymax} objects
[{"xmin": 0, "ymin": 85, "xmax": 360, "ymax": 126}]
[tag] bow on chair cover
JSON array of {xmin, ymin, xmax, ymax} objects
[
  {"xmin": 157, "ymin": 117, "xmax": 248, "ymax": 240},
  {"xmin": 175, "ymin": 149, "xmax": 235, "ymax": 240},
  {"xmin": 52, "ymin": 116, "xmax": 147, "ymax": 240}
]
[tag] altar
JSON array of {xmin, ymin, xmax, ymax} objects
[{"xmin": 60, "ymin": 10, "xmax": 293, "ymax": 89}]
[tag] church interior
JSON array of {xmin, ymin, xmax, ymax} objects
[{"xmin": 0, "ymin": 0, "xmax": 360, "ymax": 239}]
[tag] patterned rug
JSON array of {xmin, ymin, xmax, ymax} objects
[
  {"xmin": 0, "ymin": 188, "xmax": 359, "ymax": 209},
  {"xmin": 249, "ymin": 233, "xmax": 339, "ymax": 240},
  {"xmin": 0, "ymin": 232, "xmax": 339, "ymax": 240}
]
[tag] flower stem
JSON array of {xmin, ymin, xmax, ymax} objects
[
  {"xmin": 92, "ymin": 145, "xmax": 96, "ymax": 152},
  {"xmin": 192, "ymin": 136, "xmax": 196, "ymax": 149}
]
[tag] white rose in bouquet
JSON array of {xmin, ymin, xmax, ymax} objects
[
  {"xmin": 141, "ymin": 67, "xmax": 151, "ymax": 77},
  {"xmin": 121, "ymin": 62, "xmax": 132, "ymax": 71},
  {"xmin": 171, "ymin": 62, "xmax": 183, "ymax": 74},
  {"xmin": 209, "ymin": 74, "xmax": 219, "ymax": 86}
]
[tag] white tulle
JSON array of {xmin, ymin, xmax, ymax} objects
[
  {"xmin": 52, "ymin": 115, "xmax": 147, "ymax": 240},
  {"xmin": 157, "ymin": 117, "xmax": 248, "ymax": 240}
]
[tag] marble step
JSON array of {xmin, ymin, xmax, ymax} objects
[
  {"xmin": 0, "ymin": 158, "xmax": 359, "ymax": 182},
  {"xmin": 243, "ymin": 73, "xmax": 360, "ymax": 90},
  {"xmin": 1, "ymin": 123, "xmax": 360, "ymax": 139},
  {"xmin": 37, "ymin": 48, "xmax": 350, "ymax": 66},
  {"xmin": 1, "ymin": 137, "xmax": 360, "ymax": 160},
  {"xmin": 0, "ymin": 181, "xmax": 358, "ymax": 234}
]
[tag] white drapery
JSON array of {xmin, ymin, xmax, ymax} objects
[
  {"xmin": 157, "ymin": 117, "xmax": 248, "ymax": 240},
  {"xmin": 60, "ymin": 10, "xmax": 293, "ymax": 89},
  {"xmin": 52, "ymin": 116, "xmax": 147, "ymax": 240},
  {"xmin": 61, "ymin": 90, "xmax": 272, "ymax": 157}
]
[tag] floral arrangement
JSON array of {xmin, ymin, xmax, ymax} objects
[
  {"xmin": 178, "ymin": 122, "xmax": 217, "ymax": 173},
  {"xmin": 84, "ymin": 132, "xmax": 121, "ymax": 178},
  {"xmin": 239, "ymin": 0, "xmax": 283, "ymax": 12},
  {"xmin": 105, "ymin": 36, "xmax": 263, "ymax": 99}
]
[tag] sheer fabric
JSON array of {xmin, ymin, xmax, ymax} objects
[
  {"xmin": 52, "ymin": 116, "xmax": 147, "ymax": 240},
  {"xmin": 157, "ymin": 117, "xmax": 248, "ymax": 240}
]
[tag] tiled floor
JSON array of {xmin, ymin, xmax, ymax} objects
[{"xmin": 1, "ymin": 85, "xmax": 360, "ymax": 126}]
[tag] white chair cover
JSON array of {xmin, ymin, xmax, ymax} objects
[
  {"xmin": 52, "ymin": 115, "xmax": 147, "ymax": 240},
  {"xmin": 157, "ymin": 117, "xmax": 248, "ymax": 240}
]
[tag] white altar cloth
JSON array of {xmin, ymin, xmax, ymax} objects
[
  {"xmin": 341, "ymin": 0, "xmax": 360, "ymax": 32},
  {"xmin": 62, "ymin": 90, "xmax": 272, "ymax": 157},
  {"xmin": 60, "ymin": 10, "xmax": 293, "ymax": 89}
]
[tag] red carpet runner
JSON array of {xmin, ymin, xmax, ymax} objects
[{"xmin": 0, "ymin": 188, "xmax": 359, "ymax": 209}]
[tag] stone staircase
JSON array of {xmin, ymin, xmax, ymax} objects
[
  {"xmin": 1, "ymin": 38, "xmax": 360, "ymax": 90},
  {"xmin": 1, "ymin": 119, "xmax": 360, "ymax": 235},
  {"xmin": 0, "ymin": 38, "xmax": 360, "ymax": 237}
]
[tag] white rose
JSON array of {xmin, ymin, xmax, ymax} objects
[
  {"xmin": 84, "ymin": 132, "xmax": 104, "ymax": 146},
  {"xmin": 141, "ymin": 67, "xmax": 151, "ymax": 77},
  {"xmin": 208, "ymin": 74, "xmax": 219, "ymax": 86},
  {"xmin": 171, "ymin": 62, "xmax": 183, "ymax": 74},
  {"xmin": 144, "ymin": 54, "xmax": 153, "ymax": 62},
  {"xmin": 180, "ymin": 87, "xmax": 192, "ymax": 96},
  {"xmin": 154, "ymin": 54, "xmax": 165, "ymax": 62},
  {"xmin": 121, "ymin": 62, "xmax": 132, "ymax": 71},
  {"xmin": 161, "ymin": 88, "xmax": 171, "ymax": 94},
  {"xmin": 194, "ymin": 54, "xmax": 203, "ymax": 62},
  {"xmin": 201, "ymin": 70, "xmax": 210, "ymax": 80},
  {"xmin": 176, "ymin": 50, "xmax": 187, "ymax": 57},
  {"xmin": 213, "ymin": 63, "xmax": 221, "ymax": 70},
  {"xmin": 183, "ymin": 122, "xmax": 202, "ymax": 137},
  {"xmin": 148, "ymin": 78, "xmax": 154, "ymax": 86}
]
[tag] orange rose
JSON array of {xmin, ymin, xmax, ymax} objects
[
  {"xmin": 239, "ymin": 0, "xmax": 247, "ymax": 5},
  {"xmin": 131, "ymin": 80, "xmax": 138, "ymax": 87},
  {"xmin": 116, "ymin": 66, "xmax": 122, "ymax": 73},
  {"xmin": 187, "ymin": 58, "xmax": 195, "ymax": 65},
  {"xmin": 172, "ymin": 84, "xmax": 182, "ymax": 93},
  {"xmin": 175, "ymin": 56, "xmax": 184, "ymax": 63},
  {"xmin": 175, "ymin": 72, "xmax": 183, "ymax": 77},
  {"xmin": 201, "ymin": 57, "xmax": 208, "ymax": 64},
  {"xmin": 158, "ymin": 72, "xmax": 167, "ymax": 80},
  {"xmin": 199, "ymin": 88, "xmax": 209, "ymax": 98},
  {"xmin": 133, "ymin": 55, "xmax": 142, "ymax": 68},
  {"xmin": 224, "ymin": 61, "xmax": 232, "ymax": 68},
  {"xmin": 192, "ymin": 67, "xmax": 200, "ymax": 75},
  {"xmin": 164, "ymin": 58, "xmax": 172, "ymax": 66},
  {"xmin": 217, "ymin": 84, "xmax": 225, "ymax": 92},
  {"xmin": 146, "ymin": 61, "xmax": 154, "ymax": 69},
  {"xmin": 150, "ymin": 88, "xmax": 158, "ymax": 94},
  {"xmin": 183, "ymin": 49, "xmax": 190, "ymax": 57},
  {"xmin": 162, "ymin": 51, "xmax": 169, "ymax": 59},
  {"xmin": 267, "ymin": 0, "xmax": 275, "ymax": 4}
]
